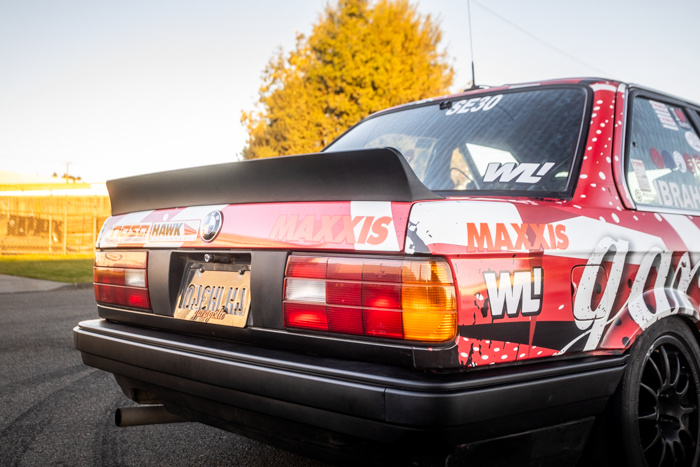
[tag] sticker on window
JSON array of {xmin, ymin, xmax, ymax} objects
[
  {"xmin": 686, "ymin": 131, "xmax": 700, "ymax": 152},
  {"xmin": 650, "ymin": 148, "xmax": 665, "ymax": 169},
  {"xmin": 673, "ymin": 151, "xmax": 687, "ymax": 173},
  {"xmin": 483, "ymin": 162, "xmax": 555, "ymax": 184},
  {"xmin": 649, "ymin": 100, "xmax": 679, "ymax": 131},
  {"xmin": 445, "ymin": 95, "xmax": 503, "ymax": 116},
  {"xmin": 684, "ymin": 153, "xmax": 696, "ymax": 174},
  {"xmin": 630, "ymin": 159, "xmax": 652, "ymax": 192},
  {"xmin": 652, "ymin": 179, "xmax": 700, "ymax": 210},
  {"xmin": 670, "ymin": 107, "xmax": 692, "ymax": 130},
  {"xmin": 661, "ymin": 150, "xmax": 675, "ymax": 168}
]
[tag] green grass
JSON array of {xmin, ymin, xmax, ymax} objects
[{"xmin": 0, "ymin": 254, "xmax": 94, "ymax": 283}]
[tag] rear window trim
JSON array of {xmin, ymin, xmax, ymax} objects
[
  {"xmin": 624, "ymin": 88, "xmax": 700, "ymax": 216},
  {"xmin": 324, "ymin": 84, "xmax": 594, "ymax": 201}
]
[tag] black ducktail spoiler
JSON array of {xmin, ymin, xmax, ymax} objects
[{"xmin": 107, "ymin": 148, "xmax": 441, "ymax": 216}]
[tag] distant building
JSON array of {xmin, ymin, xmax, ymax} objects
[
  {"xmin": 0, "ymin": 171, "xmax": 110, "ymax": 255},
  {"xmin": 0, "ymin": 171, "xmax": 70, "ymax": 185}
]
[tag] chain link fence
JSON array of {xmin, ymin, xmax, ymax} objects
[{"xmin": 0, "ymin": 195, "xmax": 111, "ymax": 255}]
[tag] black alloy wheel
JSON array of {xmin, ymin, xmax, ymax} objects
[
  {"xmin": 610, "ymin": 317, "xmax": 700, "ymax": 467},
  {"xmin": 638, "ymin": 337, "xmax": 698, "ymax": 466}
]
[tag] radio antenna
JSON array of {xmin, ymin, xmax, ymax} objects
[{"xmin": 467, "ymin": 0, "xmax": 477, "ymax": 90}]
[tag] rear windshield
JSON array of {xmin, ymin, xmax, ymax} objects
[{"xmin": 326, "ymin": 88, "xmax": 587, "ymax": 194}]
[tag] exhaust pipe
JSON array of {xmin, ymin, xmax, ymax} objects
[{"xmin": 115, "ymin": 405, "xmax": 189, "ymax": 427}]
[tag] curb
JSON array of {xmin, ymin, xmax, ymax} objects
[
  {"xmin": 57, "ymin": 283, "xmax": 93, "ymax": 291},
  {"xmin": 0, "ymin": 282, "xmax": 93, "ymax": 294}
]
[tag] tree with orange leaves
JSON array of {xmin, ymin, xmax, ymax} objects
[{"xmin": 241, "ymin": 0, "xmax": 454, "ymax": 159}]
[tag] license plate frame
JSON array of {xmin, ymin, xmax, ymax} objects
[{"xmin": 174, "ymin": 263, "xmax": 251, "ymax": 327}]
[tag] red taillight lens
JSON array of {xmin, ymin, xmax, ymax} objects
[
  {"xmin": 94, "ymin": 267, "xmax": 124, "ymax": 285},
  {"xmin": 126, "ymin": 288, "xmax": 150, "ymax": 308},
  {"xmin": 326, "ymin": 281, "xmax": 362, "ymax": 306},
  {"xmin": 94, "ymin": 251, "xmax": 150, "ymax": 310},
  {"xmin": 283, "ymin": 256, "xmax": 457, "ymax": 342},
  {"xmin": 363, "ymin": 309, "xmax": 403, "ymax": 339},
  {"xmin": 284, "ymin": 303, "xmax": 328, "ymax": 330},
  {"xmin": 361, "ymin": 283, "xmax": 401, "ymax": 309},
  {"xmin": 94, "ymin": 283, "xmax": 122, "ymax": 304},
  {"xmin": 94, "ymin": 284, "xmax": 151, "ymax": 310},
  {"xmin": 327, "ymin": 306, "xmax": 364, "ymax": 335},
  {"xmin": 286, "ymin": 256, "xmax": 327, "ymax": 278},
  {"xmin": 327, "ymin": 258, "xmax": 363, "ymax": 280},
  {"xmin": 362, "ymin": 259, "xmax": 402, "ymax": 282}
]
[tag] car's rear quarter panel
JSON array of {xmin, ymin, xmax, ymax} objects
[{"xmin": 402, "ymin": 82, "xmax": 700, "ymax": 369}]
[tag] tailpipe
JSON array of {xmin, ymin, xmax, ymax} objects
[{"xmin": 115, "ymin": 405, "xmax": 189, "ymax": 427}]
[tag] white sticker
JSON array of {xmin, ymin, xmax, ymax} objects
[
  {"xmin": 630, "ymin": 159, "xmax": 652, "ymax": 192},
  {"xmin": 686, "ymin": 131, "xmax": 700, "ymax": 151},
  {"xmin": 349, "ymin": 201, "xmax": 400, "ymax": 252},
  {"xmin": 673, "ymin": 151, "xmax": 687, "ymax": 173},
  {"xmin": 445, "ymin": 94, "xmax": 503, "ymax": 116},
  {"xmin": 483, "ymin": 162, "xmax": 554, "ymax": 184},
  {"xmin": 456, "ymin": 99, "xmax": 477, "ymax": 114},
  {"xmin": 649, "ymin": 100, "xmax": 679, "ymax": 131}
]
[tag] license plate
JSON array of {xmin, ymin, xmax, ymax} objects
[{"xmin": 174, "ymin": 267, "xmax": 251, "ymax": 327}]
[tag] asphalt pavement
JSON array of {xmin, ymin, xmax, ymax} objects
[
  {"xmin": 0, "ymin": 287, "xmax": 328, "ymax": 467},
  {"xmin": 0, "ymin": 274, "xmax": 68, "ymax": 294}
]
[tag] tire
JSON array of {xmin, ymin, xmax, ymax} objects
[{"xmin": 614, "ymin": 317, "xmax": 700, "ymax": 467}]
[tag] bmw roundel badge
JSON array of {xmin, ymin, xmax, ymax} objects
[{"xmin": 201, "ymin": 211, "xmax": 223, "ymax": 242}]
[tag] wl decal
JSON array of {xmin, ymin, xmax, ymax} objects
[
  {"xmin": 483, "ymin": 267, "xmax": 543, "ymax": 319},
  {"xmin": 466, "ymin": 223, "xmax": 569, "ymax": 252},
  {"xmin": 483, "ymin": 162, "xmax": 555, "ymax": 184}
]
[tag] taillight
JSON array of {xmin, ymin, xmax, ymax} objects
[
  {"xmin": 283, "ymin": 256, "xmax": 457, "ymax": 342},
  {"xmin": 94, "ymin": 251, "xmax": 151, "ymax": 310}
]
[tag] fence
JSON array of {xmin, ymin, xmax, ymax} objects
[{"xmin": 0, "ymin": 195, "xmax": 111, "ymax": 255}]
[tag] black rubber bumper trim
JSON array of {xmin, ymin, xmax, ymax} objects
[{"xmin": 74, "ymin": 319, "xmax": 627, "ymax": 429}]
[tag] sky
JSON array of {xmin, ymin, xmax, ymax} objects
[{"xmin": 1, "ymin": 0, "xmax": 698, "ymax": 183}]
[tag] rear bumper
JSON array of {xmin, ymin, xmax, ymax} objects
[{"xmin": 74, "ymin": 319, "xmax": 626, "ymax": 462}]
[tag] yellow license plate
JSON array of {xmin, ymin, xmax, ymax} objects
[{"xmin": 174, "ymin": 268, "xmax": 251, "ymax": 327}]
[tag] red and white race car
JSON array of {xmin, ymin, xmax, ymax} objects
[{"xmin": 74, "ymin": 78, "xmax": 700, "ymax": 466}]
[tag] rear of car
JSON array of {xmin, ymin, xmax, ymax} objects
[{"xmin": 75, "ymin": 79, "xmax": 645, "ymax": 466}]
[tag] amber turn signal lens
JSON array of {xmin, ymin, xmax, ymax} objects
[
  {"xmin": 401, "ymin": 284, "xmax": 456, "ymax": 341},
  {"xmin": 402, "ymin": 311, "xmax": 457, "ymax": 342},
  {"xmin": 402, "ymin": 285, "xmax": 456, "ymax": 312},
  {"xmin": 402, "ymin": 261, "xmax": 452, "ymax": 284}
]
